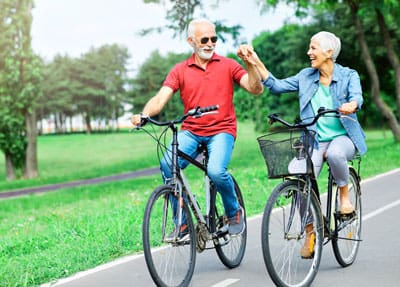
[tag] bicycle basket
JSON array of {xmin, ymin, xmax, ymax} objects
[{"xmin": 257, "ymin": 128, "xmax": 316, "ymax": 179}]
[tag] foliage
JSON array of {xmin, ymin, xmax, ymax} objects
[
  {"xmin": 71, "ymin": 45, "xmax": 130, "ymax": 133},
  {"xmin": 0, "ymin": 0, "xmax": 41, "ymax": 179},
  {"xmin": 139, "ymin": 0, "xmax": 244, "ymax": 45},
  {"xmin": 255, "ymin": 0, "xmax": 400, "ymax": 140},
  {"xmin": 38, "ymin": 55, "xmax": 75, "ymax": 132},
  {"xmin": 129, "ymin": 50, "xmax": 190, "ymax": 120},
  {"xmin": 39, "ymin": 44, "xmax": 130, "ymax": 134}
]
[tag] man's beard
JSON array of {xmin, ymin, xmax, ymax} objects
[{"xmin": 194, "ymin": 44, "xmax": 215, "ymax": 60}]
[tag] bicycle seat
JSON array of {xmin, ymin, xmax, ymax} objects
[
  {"xmin": 197, "ymin": 144, "xmax": 207, "ymax": 153},
  {"xmin": 190, "ymin": 144, "xmax": 208, "ymax": 164}
]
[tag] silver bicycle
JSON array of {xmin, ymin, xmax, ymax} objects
[
  {"xmin": 137, "ymin": 106, "xmax": 247, "ymax": 287},
  {"xmin": 258, "ymin": 107, "xmax": 362, "ymax": 287}
]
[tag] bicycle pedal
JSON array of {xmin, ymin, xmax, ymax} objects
[
  {"xmin": 337, "ymin": 211, "xmax": 356, "ymax": 220},
  {"xmin": 215, "ymin": 224, "xmax": 229, "ymax": 237},
  {"xmin": 301, "ymin": 252, "xmax": 315, "ymax": 259}
]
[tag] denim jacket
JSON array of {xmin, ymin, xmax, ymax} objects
[{"xmin": 262, "ymin": 63, "xmax": 367, "ymax": 155}]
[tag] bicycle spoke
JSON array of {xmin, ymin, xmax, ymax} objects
[
  {"xmin": 332, "ymin": 167, "xmax": 362, "ymax": 267},
  {"xmin": 213, "ymin": 177, "xmax": 247, "ymax": 268},
  {"xmin": 143, "ymin": 186, "xmax": 196, "ymax": 287},
  {"xmin": 262, "ymin": 181, "xmax": 323, "ymax": 287}
]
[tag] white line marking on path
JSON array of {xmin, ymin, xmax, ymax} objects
[
  {"xmin": 211, "ymin": 278, "xmax": 240, "ymax": 287},
  {"xmin": 40, "ymin": 254, "xmax": 145, "ymax": 287},
  {"xmin": 363, "ymin": 198, "xmax": 400, "ymax": 221}
]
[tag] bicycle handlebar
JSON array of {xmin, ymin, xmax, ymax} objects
[
  {"xmin": 139, "ymin": 105, "xmax": 219, "ymax": 128},
  {"xmin": 268, "ymin": 107, "xmax": 340, "ymax": 128}
]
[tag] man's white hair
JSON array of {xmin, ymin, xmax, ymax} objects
[
  {"xmin": 187, "ymin": 18, "xmax": 215, "ymax": 38},
  {"xmin": 311, "ymin": 31, "xmax": 341, "ymax": 62}
]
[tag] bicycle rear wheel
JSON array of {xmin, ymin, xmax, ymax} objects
[
  {"xmin": 142, "ymin": 185, "xmax": 196, "ymax": 287},
  {"xmin": 211, "ymin": 176, "xmax": 247, "ymax": 268},
  {"xmin": 332, "ymin": 167, "xmax": 362, "ymax": 267},
  {"xmin": 261, "ymin": 180, "xmax": 323, "ymax": 287}
]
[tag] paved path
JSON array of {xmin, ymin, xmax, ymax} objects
[
  {"xmin": 0, "ymin": 167, "xmax": 159, "ymax": 199},
  {"xmin": 41, "ymin": 168, "xmax": 400, "ymax": 287}
]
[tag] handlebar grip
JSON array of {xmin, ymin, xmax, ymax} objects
[
  {"xmin": 268, "ymin": 113, "xmax": 279, "ymax": 124},
  {"xmin": 317, "ymin": 107, "xmax": 339, "ymax": 115},
  {"xmin": 199, "ymin": 105, "xmax": 219, "ymax": 113},
  {"xmin": 140, "ymin": 117, "xmax": 148, "ymax": 127}
]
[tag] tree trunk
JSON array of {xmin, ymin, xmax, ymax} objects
[
  {"xmin": 5, "ymin": 153, "xmax": 16, "ymax": 181},
  {"xmin": 347, "ymin": 0, "xmax": 400, "ymax": 142},
  {"xmin": 69, "ymin": 116, "xmax": 73, "ymax": 133},
  {"xmin": 85, "ymin": 113, "xmax": 92, "ymax": 134},
  {"xmin": 376, "ymin": 8, "xmax": 400, "ymax": 136},
  {"xmin": 24, "ymin": 110, "xmax": 38, "ymax": 178}
]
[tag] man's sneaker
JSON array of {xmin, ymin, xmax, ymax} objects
[
  {"xmin": 228, "ymin": 207, "xmax": 245, "ymax": 235},
  {"xmin": 165, "ymin": 224, "xmax": 189, "ymax": 242}
]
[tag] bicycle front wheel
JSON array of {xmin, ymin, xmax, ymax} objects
[
  {"xmin": 332, "ymin": 167, "xmax": 362, "ymax": 267},
  {"xmin": 261, "ymin": 180, "xmax": 323, "ymax": 287},
  {"xmin": 142, "ymin": 185, "xmax": 196, "ymax": 287},
  {"xmin": 212, "ymin": 176, "xmax": 247, "ymax": 268}
]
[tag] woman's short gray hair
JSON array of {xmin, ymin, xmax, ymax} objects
[
  {"xmin": 187, "ymin": 18, "xmax": 215, "ymax": 38},
  {"xmin": 311, "ymin": 31, "xmax": 341, "ymax": 62}
]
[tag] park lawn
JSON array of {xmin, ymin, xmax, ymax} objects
[
  {"xmin": 0, "ymin": 129, "xmax": 159, "ymax": 192},
  {"xmin": 0, "ymin": 122, "xmax": 399, "ymax": 286}
]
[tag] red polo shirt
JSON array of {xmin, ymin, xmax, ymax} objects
[{"xmin": 163, "ymin": 53, "xmax": 247, "ymax": 139}]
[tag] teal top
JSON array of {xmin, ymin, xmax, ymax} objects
[{"xmin": 311, "ymin": 84, "xmax": 347, "ymax": 141}]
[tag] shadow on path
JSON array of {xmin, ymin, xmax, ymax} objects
[{"xmin": 0, "ymin": 167, "xmax": 159, "ymax": 199}]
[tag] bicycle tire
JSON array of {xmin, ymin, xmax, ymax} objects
[
  {"xmin": 332, "ymin": 167, "xmax": 362, "ymax": 267},
  {"xmin": 142, "ymin": 185, "xmax": 196, "ymax": 287},
  {"xmin": 261, "ymin": 180, "xmax": 323, "ymax": 287},
  {"xmin": 212, "ymin": 176, "xmax": 247, "ymax": 268}
]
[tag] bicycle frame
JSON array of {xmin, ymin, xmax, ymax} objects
[
  {"xmin": 165, "ymin": 121, "xmax": 219, "ymax": 238},
  {"xmin": 176, "ymin": 149, "xmax": 210, "ymax": 228},
  {"xmin": 260, "ymin": 108, "xmax": 363, "ymax": 287},
  {"xmin": 285, "ymin": 155, "xmax": 362, "ymax": 244},
  {"xmin": 325, "ymin": 156, "xmax": 362, "ymax": 242},
  {"xmin": 141, "ymin": 105, "xmax": 247, "ymax": 287}
]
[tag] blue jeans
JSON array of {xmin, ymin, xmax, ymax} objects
[{"xmin": 160, "ymin": 130, "xmax": 239, "ymax": 218}]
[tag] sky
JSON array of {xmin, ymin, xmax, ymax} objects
[{"xmin": 31, "ymin": 0, "xmax": 299, "ymax": 74}]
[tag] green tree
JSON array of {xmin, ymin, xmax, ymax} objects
[
  {"xmin": 257, "ymin": 0, "xmax": 400, "ymax": 141},
  {"xmin": 0, "ymin": 0, "xmax": 41, "ymax": 180},
  {"xmin": 39, "ymin": 55, "xmax": 75, "ymax": 133},
  {"xmin": 129, "ymin": 50, "xmax": 190, "ymax": 120},
  {"xmin": 70, "ymin": 44, "xmax": 130, "ymax": 133},
  {"xmin": 347, "ymin": 0, "xmax": 400, "ymax": 141},
  {"xmin": 140, "ymin": 0, "xmax": 244, "ymax": 45}
]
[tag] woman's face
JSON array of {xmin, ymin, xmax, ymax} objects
[{"xmin": 307, "ymin": 39, "xmax": 332, "ymax": 69}]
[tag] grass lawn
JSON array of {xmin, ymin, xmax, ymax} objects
[
  {"xmin": 0, "ymin": 130, "xmax": 157, "ymax": 192},
  {"xmin": 0, "ymin": 122, "xmax": 399, "ymax": 286}
]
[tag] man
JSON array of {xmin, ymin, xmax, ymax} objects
[{"xmin": 131, "ymin": 18, "xmax": 263, "ymax": 234}]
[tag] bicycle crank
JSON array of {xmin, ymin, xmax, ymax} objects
[{"xmin": 196, "ymin": 224, "xmax": 208, "ymax": 252}]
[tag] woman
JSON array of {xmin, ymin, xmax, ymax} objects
[{"xmin": 238, "ymin": 31, "xmax": 367, "ymax": 257}]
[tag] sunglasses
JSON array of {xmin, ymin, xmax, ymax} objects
[{"xmin": 200, "ymin": 36, "xmax": 218, "ymax": 44}]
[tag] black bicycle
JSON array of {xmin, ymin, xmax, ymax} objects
[
  {"xmin": 137, "ymin": 106, "xmax": 247, "ymax": 287},
  {"xmin": 257, "ymin": 107, "xmax": 362, "ymax": 287}
]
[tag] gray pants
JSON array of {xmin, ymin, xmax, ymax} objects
[
  {"xmin": 302, "ymin": 135, "xmax": 356, "ymax": 226},
  {"xmin": 311, "ymin": 135, "xmax": 356, "ymax": 187}
]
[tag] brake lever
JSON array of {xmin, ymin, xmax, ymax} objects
[
  {"xmin": 339, "ymin": 114, "xmax": 357, "ymax": 122},
  {"xmin": 268, "ymin": 114, "xmax": 278, "ymax": 125}
]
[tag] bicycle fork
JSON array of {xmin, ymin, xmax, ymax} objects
[{"xmin": 284, "ymin": 178, "xmax": 313, "ymax": 240}]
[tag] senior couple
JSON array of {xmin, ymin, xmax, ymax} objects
[{"xmin": 131, "ymin": 18, "xmax": 366, "ymax": 258}]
